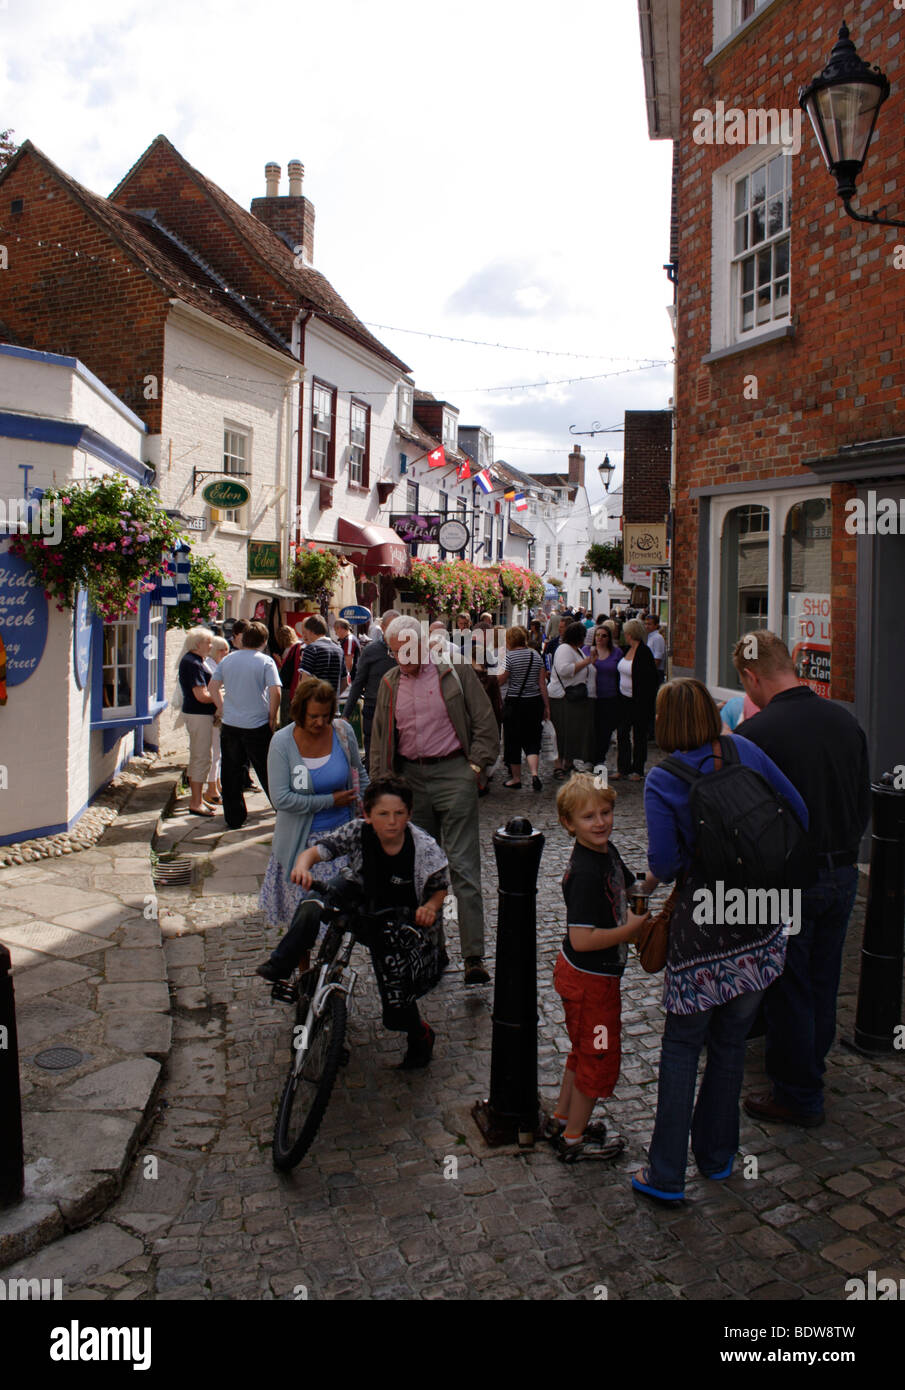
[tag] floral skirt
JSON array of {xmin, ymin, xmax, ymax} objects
[{"xmin": 259, "ymin": 852, "xmax": 351, "ymax": 932}]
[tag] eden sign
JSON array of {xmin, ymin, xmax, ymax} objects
[{"xmin": 202, "ymin": 479, "xmax": 251, "ymax": 508}]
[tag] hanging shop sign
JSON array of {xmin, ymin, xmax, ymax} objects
[
  {"xmin": 339, "ymin": 605, "xmax": 372, "ymax": 624},
  {"xmin": 202, "ymin": 478, "xmax": 251, "ymax": 509},
  {"xmin": 0, "ymin": 538, "xmax": 49, "ymax": 687},
  {"xmin": 624, "ymin": 523, "xmax": 668, "ymax": 567},
  {"xmin": 622, "ymin": 563, "xmax": 652, "ymax": 587},
  {"xmin": 389, "ymin": 513, "xmax": 470, "ymax": 552},
  {"xmin": 788, "ymin": 592, "xmax": 831, "ymax": 699},
  {"xmin": 247, "ymin": 540, "xmax": 281, "ymax": 579},
  {"xmin": 73, "ymin": 589, "xmax": 92, "ymax": 690}
]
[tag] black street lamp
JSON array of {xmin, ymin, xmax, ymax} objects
[
  {"xmin": 598, "ymin": 454, "xmax": 615, "ymax": 492},
  {"xmin": 799, "ymin": 21, "xmax": 905, "ymax": 229}
]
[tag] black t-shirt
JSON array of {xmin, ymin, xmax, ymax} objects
[
  {"xmin": 361, "ymin": 823, "xmax": 418, "ymax": 913},
  {"xmin": 179, "ymin": 653, "xmax": 214, "ymax": 716},
  {"xmin": 560, "ymin": 841, "xmax": 633, "ymax": 976}
]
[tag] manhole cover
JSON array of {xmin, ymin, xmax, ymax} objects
[
  {"xmin": 153, "ymin": 856, "xmax": 194, "ymax": 886},
  {"xmin": 34, "ymin": 1047, "xmax": 84, "ymax": 1070}
]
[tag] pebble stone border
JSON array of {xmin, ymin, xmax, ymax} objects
[{"xmin": 0, "ymin": 753, "xmax": 161, "ymax": 867}]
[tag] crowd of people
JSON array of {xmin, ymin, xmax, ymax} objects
[{"xmin": 171, "ymin": 604, "xmax": 871, "ymax": 1186}]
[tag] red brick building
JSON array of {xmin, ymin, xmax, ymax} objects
[{"xmin": 639, "ymin": 0, "xmax": 905, "ymax": 777}]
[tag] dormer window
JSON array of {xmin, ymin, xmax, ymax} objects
[
  {"xmin": 396, "ymin": 384, "xmax": 413, "ymax": 430},
  {"xmin": 442, "ymin": 411, "xmax": 458, "ymax": 451}
]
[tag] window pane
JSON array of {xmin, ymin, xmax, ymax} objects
[
  {"xmin": 782, "ymin": 499, "xmax": 832, "ymax": 695},
  {"xmin": 734, "ymin": 216, "xmax": 748, "ymax": 255},
  {"xmin": 768, "ymin": 154, "xmax": 785, "ymax": 196},
  {"xmin": 734, "ymin": 179, "xmax": 748, "ymax": 216},
  {"xmin": 719, "ymin": 504, "xmax": 770, "ymax": 687},
  {"xmin": 751, "ymin": 202, "xmax": 765, "ymax": 244},
  {"xmin": 757, "ymin": 247, "xmax": 772, "ymax": 286},
  {"xmin": 775, "ymin": 238, "xmax": 790, "ymax": 278},
  {"xmin": 767, "ymin": 195, "xmax": 785, "ymax": 237},
  {"xmin": 751, "ymin": 164, "xmax": 766, "ymax": 204}
]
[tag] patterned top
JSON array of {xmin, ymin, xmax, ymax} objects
[
  {"xmin": 503, "ymin": 646, "xmax": 542, "ymax": 699},
  {"xmin": 309, "ymin": 817, "xmax": 450, "ymax": 905}
]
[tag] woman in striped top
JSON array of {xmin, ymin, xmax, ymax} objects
[{"xmin": 496, "ymin": 626, "xmax": 550, "ymax": 791}]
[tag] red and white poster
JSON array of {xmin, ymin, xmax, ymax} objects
[{"xmin": 788, "ymin": 593, "xmax": 831, "ymax": 698}]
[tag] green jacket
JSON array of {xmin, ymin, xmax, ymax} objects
[{"xmin": 369, "ymin": 661, "xmax": 500, "ymax": 780}]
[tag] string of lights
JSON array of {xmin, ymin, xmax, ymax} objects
[{"xmin": 0, "ymin": 226, "xmax": 673, "ymax": 387}]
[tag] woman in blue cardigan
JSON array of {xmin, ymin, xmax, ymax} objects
[
  {"xmin": 631, "ymin": 677, "xmax": 808, "ymax": 1202},
  {"xmin": 258, "ymin": 674, "xmax": 368, "ymax": 956}
]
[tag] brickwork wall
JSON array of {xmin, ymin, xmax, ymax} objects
[
  {"xmin": 623, "ymin": 411, "xmax": 672, "ymax": 524},
  {"xmin": 0, "ymin": 150, "xmax": 169, "ymax": 432},
  {"xmin": 673, "ymin": 1, "xmax": 905, "ymax": 699}
]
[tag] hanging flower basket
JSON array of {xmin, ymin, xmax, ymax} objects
[
  {"xmin": 497, "ymin": 561, "xmax": 545, "ymax": 607},
  {"xmin": 289, "ymin": 544, "xmax": 341, "ymax": 611},
  {"xmin": 7, "ymin": 476, "xmax": 183, "ymax": 621},
  {"xmin": 167, "ymin": 554, "xmax": 229, "ymax": 630}
]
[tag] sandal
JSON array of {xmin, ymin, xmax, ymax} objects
[
  {"xmin": 631, "ymin": 1167, "xmax": 685, "ymax": 1202},
  {"xmin": 503, "ymin": 780, "xmax": 522, "ymax": 789},
  {"xmin": 187, "ymin": 806, "xmax": 215, "ymax": 818},
  {"xmin": 203, "ymin": 793, "xmax": 222, "ymax": 805}
]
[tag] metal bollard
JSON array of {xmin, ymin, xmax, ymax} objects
[
  {"xmin": 0, "ymin": 944, "xmax": 25, "ymax": 1206},
  {"xmin": 845, "ymin": 773, "xmax": 905, "ymax": 1056},
  {"xmin": 473, "ymin": 816, "xmax": 545, "ymax": 1147}
]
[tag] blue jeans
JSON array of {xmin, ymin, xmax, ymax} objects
[
  {"xmin": 764, "ymin": 864, "xmax": 858, "ymax": 1114},
  {"xmin": 646, "ymin": 988, "xmax": 765, "ymax": 1193}
]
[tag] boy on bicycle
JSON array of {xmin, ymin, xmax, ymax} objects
[{"xmin": 257, "ymin": 776, "xmax": 449, "ymax": 1069}]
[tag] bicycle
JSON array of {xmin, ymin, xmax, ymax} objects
[{"xmin": 270, "ymin": 896, "xmax": 423, "ymax": 1171}]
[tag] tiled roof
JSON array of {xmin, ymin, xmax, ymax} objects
[
  {"xmin": 508, "ymin": 519, "xmax": 534, "ymax": 539},
  {"xmin": 111, "ymin": 137, "xmax": 410, "ymax": 374},
  {"xmin": 1, "ymin": 142, "xmax": 296, "ymax": 359}
]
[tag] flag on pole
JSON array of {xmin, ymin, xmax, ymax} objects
[
  {"xmin": 427, "ymin": 446, "xmax": 445, "ymax": 468},
  {"xmin": 456, "ymin": 458, "xmax": 471, "ymax": 482},
  {"xmin": 475, "ymin": 468, "xmax": 493, "ymax": 493},
  {"xmin": 514, "ymin": 492, "xmax": 527, "ymax": 511}
]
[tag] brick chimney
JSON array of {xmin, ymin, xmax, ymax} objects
[
  {"xmin": 568, "ymin": 443, "xmax": 585, "ymax": 488},
  {"xmin": 251, "ymin": 159, "xmax": 315, "ymax": 266}
]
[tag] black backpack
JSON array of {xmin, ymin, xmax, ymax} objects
[{"xmin": 660, "ymin": 737, "xmax": 807, "ymax": 890}]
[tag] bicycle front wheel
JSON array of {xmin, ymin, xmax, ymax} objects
[{"xmin": 272, "ymin": 990, "xmax": 347, "ymax": 1171}]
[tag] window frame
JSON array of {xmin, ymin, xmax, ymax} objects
[
  {"xmin": 222, "ymin": 425, "xmax": 250, "ymax": 525},
  {"xmin": 91, "ymin": 591, "xmax": 168, "ymax": 735},
  {"xmin": 707, "ymin": 485, "xmax": 832, "ymax": 701},
  {"xmin": 442, "ymin": 410, "xmax": 458, "ymax": 452},
  {"xmin": 310, "ymin": 378, "xmax": 337, "ymax": 480},
  {"xmin": 349, "ymin": 398, "xmax": 371, "ymax": 489},
  {"xmin": 711, "ymin": 143, "xmax": 792, "ymax": 354},
  {"xmin": 396, "ymin": 384, "xmax": 413, "ymax": 430}
]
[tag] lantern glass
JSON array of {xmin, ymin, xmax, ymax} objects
[{"xmin": 804, "ymin": 79, "xmax": 886, "ymax": 173}]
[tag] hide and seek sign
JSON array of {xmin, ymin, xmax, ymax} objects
[{"xmin": 0, "ymin": 539, "xmax": 49, "ymax": 685}]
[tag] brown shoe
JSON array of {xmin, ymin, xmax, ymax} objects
[
  {"xmin": 464, "ymin": 957, "xmax": 491, "ymax": 985},
  {"xmin": 743, "ymin": 1092, "xmax": 825, "ymax": 1128}
]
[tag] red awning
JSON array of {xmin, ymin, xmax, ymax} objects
[{"xmin": 336, "ymin": 519, "xmax": 411, "ymax": 577}]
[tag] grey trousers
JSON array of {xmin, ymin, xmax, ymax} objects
[{"xmin": 400, "ymin": 756, "xmax": 485, "ymax": 960}]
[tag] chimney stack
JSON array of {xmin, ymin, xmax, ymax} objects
[
  {"xmin": 251, "ymin": 157, "xmax": 316, "ymax": 266},
  {"xmin": 568, "ymin": 443, "xmax": 585, "ymax": 488}
]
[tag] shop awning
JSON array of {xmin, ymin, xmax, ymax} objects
[{"xmin": 336, "ymin": 519, "xmax": 411, "ymax": 577}]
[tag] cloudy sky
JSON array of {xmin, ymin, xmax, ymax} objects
[{"xmin": 1, "ymin": 0, "xmax": 675, "ymax": 507}]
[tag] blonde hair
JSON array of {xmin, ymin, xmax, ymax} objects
[
  {"xmin": 170, "ymin": 627, "xmax": 215, "ymax": 713},
  {"xmin": 623, "ymin": 618, "xmax": 646, "ymax": 645},
  {"xmin": 556, "ymin": 772, "xmax": 616, "ymax": 831}
]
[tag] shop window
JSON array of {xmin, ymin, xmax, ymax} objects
[
  {"xmin": 782, "ymin": 498, "xmax": 832, "ymax": 695},
  {"xmin": 92, "ymin": 592, "xmax": 168, "ymax": 733},
  {"xmin": 718, "ymin": 502, "xmax": 769, "ymax": 687}
]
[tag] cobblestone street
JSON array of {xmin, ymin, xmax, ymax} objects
[{"xmin": 4, "ymin": 751, "xmax": 904, "ymax": 1303}]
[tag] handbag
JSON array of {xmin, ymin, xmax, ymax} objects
[
  {"xmin": 564, "ymin": 683, "xmax": 588, "ymax": 703},
  {"xmin": 636, "ymin": 883, "xmax": 679, "ymax": 973},
  {"xmin": 369, "ymin": 911, "xmax": 446, "ymax": 1010}
]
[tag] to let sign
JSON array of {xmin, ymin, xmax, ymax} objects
[
  {"xmin": 624, "ymin": 523, "xmax": 668, "ymax": 567},
  {"xmin": 0, "ymin": 538, "xmax": 49, "ymax": 686},
  {"xmin": 247, "ymin": 540, "xmax": 281, "ymax": 579}
]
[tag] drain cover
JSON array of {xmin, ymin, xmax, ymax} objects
[
  {"xmin": 153, "ymin": 856, "xmax": 194, "ymax": 886},
  {"xmin": 34, "ymin": 1047, "xmax": 83, "ymax": 1070}
]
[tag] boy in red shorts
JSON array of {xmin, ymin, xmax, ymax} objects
[{"xmin": 551, "ymin": 773, "xmax": 648, "ymax": 1162}]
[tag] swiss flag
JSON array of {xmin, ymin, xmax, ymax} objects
[
  {"xmin": 428, "ymin": 447, "xmax": 445, "ymax": 468},
  {"xmin": 456, "ymin": 458, "xmax": 471, "ymax": 482}
]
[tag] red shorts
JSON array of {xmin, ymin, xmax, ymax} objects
[{"xmin": 554, "ymin": 953, "xmax": 622, "ymax": 1100}]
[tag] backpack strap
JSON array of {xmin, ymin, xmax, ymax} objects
[{"xmin": 660, "ymin": 735, "xmax": 737, "ymax": 784}]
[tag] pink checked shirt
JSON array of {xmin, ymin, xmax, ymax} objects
[{"xmin": 395, "ymin": 663, "xmax": 462, "ymax": 760}]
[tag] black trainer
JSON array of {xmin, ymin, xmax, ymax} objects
[{"xmin": 398, "ymin": 1024, "xmax": 436, "ymax": 1070}]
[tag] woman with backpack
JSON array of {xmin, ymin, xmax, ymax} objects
[{"xmin": 630, "ymin": 677, "xmax": 808, "ymax": 1203}]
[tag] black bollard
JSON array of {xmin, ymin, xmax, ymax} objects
[
  {"xmin": 473, "ymin": 816, "xmax": 545, "ymax": 1147},
  {"xmin": 0, "ymin": 944, "xmax": 24, "ymax": 1206},
  {"xmin": 844, "ymin": 773, "xmax": 905, "ymax": 1056}
]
